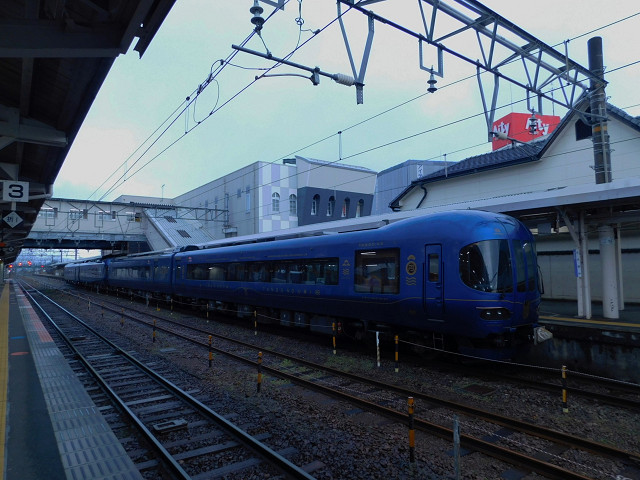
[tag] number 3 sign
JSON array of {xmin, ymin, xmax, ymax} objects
[{"xmin": 2, "ymin": 181, "xmax": 29, "ymax": 202}]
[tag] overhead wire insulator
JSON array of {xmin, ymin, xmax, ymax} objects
[
  {"xmin": 332, "ymin": 73, "xmax": 355, "ymax": 86},
  {"xmin": 250, "ymin": 0, "xmax": 265, "ymax": 32},
  {"xmin": 427, "ymin": 71, "xmax": 438, "ymax": 93}
]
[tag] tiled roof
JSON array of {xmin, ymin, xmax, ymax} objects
[
  {"xmin": 389, "ymin": 101, "xmax": 640, "ymax": 210},
  {"xmin": 412, "ymin": 102, "xmax": 639, "ymax": 185},
  {"xmin": 417, "ymin": 140, "xmax": 547, "ymax": 183}
]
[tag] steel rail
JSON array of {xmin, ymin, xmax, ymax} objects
[
  {"xmin": 53, "ymin": 283, "xmax": 640, "ymax": 466},
  {"xmin": 21, "ymin": 283, "xmax": 316, "ymax": 480},
  {"xmin": 53, "ymin": 291, "xmax": 639, "ymax": 479}
]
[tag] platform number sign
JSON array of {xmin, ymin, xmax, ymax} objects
[{"xmin": 2, "ymin": 181, "xmax": 29, "ymax": 202}]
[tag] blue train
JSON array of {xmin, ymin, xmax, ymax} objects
[{"xmin": 64, "ymin": 210, "xmax": 545, "ymax": 356}]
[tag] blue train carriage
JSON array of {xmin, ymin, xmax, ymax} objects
[
  {"xmin": 107, "ymin": 249, "xmax": 181, "ymax": 301},
  {"xmin": 172, "ymin": 210, "xmax": 542, "ymax": 356},
  {"xmin": 418, "ymin": 210, "xmax": 543, "ymax": 355},
  {"xmin": 64, "ymin": 260, "xmax": 106, "ymax": 286},
  {"xmin": 63, "ymin": 262, "xmax": 80, "ymax": 283}
]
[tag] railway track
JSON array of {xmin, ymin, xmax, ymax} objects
[
  {"xmin": 48, "ymin": 274, "xmax": 640, "ymax": 413},
  {"xmin": 20, "ymin": 282, "xmax": 315, "ymax": 480},
  {"xmin": 31, "ymin": 279, "xmax": 640, "ymax": 480}
]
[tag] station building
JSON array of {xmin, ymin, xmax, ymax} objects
[
  {"xmin": 372, "ymin": 159, "xmax": 449, "ymax": 215},
  {"xmin": 389, "ymin": 103, "xmax": 640, "ymax": 315},
  {"xmin": 173, "ymin": 156, "xmax": 377, "ymax": 238}
]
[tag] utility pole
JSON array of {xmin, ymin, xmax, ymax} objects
[{"xmin": 588, "ymin": 37, "xmax": 611, "ymax": 184}]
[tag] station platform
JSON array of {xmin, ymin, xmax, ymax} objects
[
  {"xmin": 0, "ymin": 281, "xmax": 143, "ymax": 480},
  {"xmin": 539, "ymin": 299, "xmax": 640, "ymax": 333}
]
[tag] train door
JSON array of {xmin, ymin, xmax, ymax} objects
[{"xmin": 424, "ymin": 244, "xmax": 444, "ymax": 319}]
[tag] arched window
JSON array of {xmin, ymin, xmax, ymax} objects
[
  {"xmin": 356, "ymin": 199, "xmax": 364, "ymax": 218},
  {"xmin": 327, "ymin": 196, "xmax": 335, "ymax": 216},
  {"xmin": 341, "ymin": 198, "xmax": 350, "ymax": 218},
  {"xmin": 289, "ymin": 194, "xmax": 297, "ymax": 215},
  {"xmin": 311, "ymin": 194, "xmax": 320, "ymax": 215},
  {"xmin": 272, "ymin": 192, "xmax": 280, "ymax": 213}
]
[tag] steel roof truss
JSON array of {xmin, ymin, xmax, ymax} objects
[{"xmin": 0, "ymin": 105, "xmax": 67, "ymax": 149}]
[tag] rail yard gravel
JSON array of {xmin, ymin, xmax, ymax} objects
[{"xmin": 52, "ymin": 292, "xmax": 639, "ymax": 480}]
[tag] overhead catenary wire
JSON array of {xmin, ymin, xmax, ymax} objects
[
  {"xmin": 96, "ymin": 0, "xmax": 345, "ymax": 201},
  {"xmin": 169, "ymin": 53, "xmax": 640, "ymax": 220},
  {"xmin": 93, "ymin": 4, "xmax": 640, "ymax": 203}
]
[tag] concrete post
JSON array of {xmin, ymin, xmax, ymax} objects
[
  {"xmin": 616, "ymin": 225, "xmax": 625, "ymax": 311},
  {"xmin": 598, "ymin": 225, "xmax": 619, "ymax": 319},
  {"xmin": 580, "ymin": 211, "xmax": 592, "ymax": 319},
  {"xmin": 588, "ymin": 37, "xmax": 612, "ymax": 184}
]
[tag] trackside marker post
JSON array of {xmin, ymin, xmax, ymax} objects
[
  {"xmin": 376, "ymin": 331, "xmax": 381, "ymax": 367},
  {"xmin": 208, "ymin": 335, "xmax": 213, "ymax": 368},
  {"xmin": 257, "ymin": 352, "xmax": 263, "ymax": 394},
  {"xmin": 254, "ymin": 310, "xmax": 258, "ymax": 336},
  {"xmin": 332, "ymin": 322, "xmax": 336, "ymax": 355},
  {"xmin": 408, "ymin": 397, "xmax": 416, "ymax": 463},
  {"xmin": 395, "ymin": 335, "xmax": 399, "ymax": 372},
  {"xmin": 120, "ymin": 308, "xmax": 124, "ymax": 327},
  {"xmin": 152, "ymin": 319, "xmax": 157, "ymax": 343},
  {"xmin": 453, "ymin": 415, "xmax": 461, "ymax": 480},
  {"xmin": 562, "ymin": 365, "xmax": 569, "ymax": 413}
]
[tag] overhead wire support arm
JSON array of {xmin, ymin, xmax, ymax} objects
[
  {"xmin": 231, "ymin": 44, "xmax": 355, "ymax": 87},
  {"xmin": 337, "ymin": 1, "xmax": 375, "ymax": 104},
  {"xmin": 340, "ymin": 0, "xmax": 605, "ymax": 119}
]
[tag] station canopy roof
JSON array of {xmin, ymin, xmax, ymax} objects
[{"xmin": 0, "ymin": 0, "xmax": 175, "ymax": 265}]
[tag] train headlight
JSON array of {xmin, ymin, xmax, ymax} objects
[{"xmin": 477, "ymin": 307, "xmax": 512, "ymax": 321}]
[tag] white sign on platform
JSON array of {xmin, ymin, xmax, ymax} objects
[
  {"xmin": 4, "ymin": 211, "xmax": 23, "ymax": 228},
  {"xmin": 2, "ymin": 181, "xmax": 29, "ymax": 202}
]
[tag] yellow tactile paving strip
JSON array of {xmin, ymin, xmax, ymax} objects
[{"xmin": 0, "ymin": 283, "xmax": 9, "ymax": 478}]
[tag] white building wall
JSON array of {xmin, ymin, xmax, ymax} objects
[
  {"xmin": 401, "ymin": 117, "xmax": 640, "ymax": 211},
  {"xmin": 259, "ymin": 162, "xmax": 298, "ymax": 233},
  {"xmin": 295, "ymin": 157, "xmax": 376, "ymax": 192}
]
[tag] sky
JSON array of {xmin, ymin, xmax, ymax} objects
[{"xmin": 53, "ymin": 0, "xmax": 640, "ymax": 203}]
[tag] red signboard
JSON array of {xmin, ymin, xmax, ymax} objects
[{"xmin": 491, "ymin": 112, "xmax": 561, "ymax": 150}]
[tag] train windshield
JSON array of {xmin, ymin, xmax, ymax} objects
[{"xmin": 459, "ymin": 239, "xmax": 513, "ymax": 293}]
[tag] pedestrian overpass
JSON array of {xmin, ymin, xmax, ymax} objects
[{"xmin": 24, "ymin": 198, "xmax": 216, "ymax": 254}]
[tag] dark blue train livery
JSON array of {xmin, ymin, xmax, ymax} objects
[{"xmin": 64, "ymin": 210, "xmax": 545, "ymax": 356}]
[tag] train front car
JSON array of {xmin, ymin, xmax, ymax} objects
[{"xmin": 428, "ymin": 210, "xmax": 542, "ymax": 357}]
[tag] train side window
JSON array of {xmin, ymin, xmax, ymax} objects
[
  {"xmin": 354, "ymin": 249, "xmax": 400, "ymax": 294},
  {"xmin": 248, "ymin": 262, "xmax": 267, "ymax": 282},
  {"xmin": 208, "ymin": 264, "xmax": 226, "ymax": 281},
  {"xmin": 428, "ymin": 254, "xmax": 439, "ymax": 282},
  {"xmin": 512, "ymin": 240, "xmax": 527, "ymax": 292},
  {"xmin": 154, "ymin": 265, "xmax": 169, "ymax": 281},
  {"xmin": 523, "ymin": 242, "xmax": 536, "ymax": 291},
  {"xmin": 272, "ymin": 263, "xmax": 288, "ymax": 283},
  {"xmin": 187, "ymin": 264, "xmax": 208, "ymax": 280},
  {"xmin": 323, "ymin": 261, "xmax": 339, "ymax": 285},
  {"xmin": 289, "ymin": 263, "xmax": 304, "ymax": 284},
  {"xmin": 227, "ymin": 263, "xmax": 247, "ymax": 282}
]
